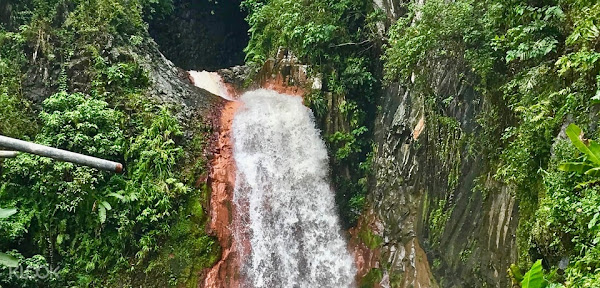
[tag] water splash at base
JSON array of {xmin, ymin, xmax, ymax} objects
[{"xmin": 232, "ymin": 89, "xmax": 356, "ymax": 288}]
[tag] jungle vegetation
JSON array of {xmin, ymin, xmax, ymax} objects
[
  {"xmin": 383, "ymin": 0, "xmax": 600, "ymax": 286},
  {"xmin": 1, "ymin": 0, "xmax": 600, "ymax": 287},
  {"xmin": 0, "ymin": 0, "xmax": 218, "ymax": 286},
  {"xmin": 244, "ymin": 0, "xmax": 600, "ymax": 286}
]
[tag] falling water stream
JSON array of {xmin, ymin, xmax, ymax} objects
[
  {"xmin": 232, "ymin": 89, "xmax": 356, "ymax": 287},
  {"xmin": 189, "ymin": 70, "xmax": 233, "ymax": 100},
  {"xmin": 188, "ymin": 71, "xmax": 355, "ymax": 287}
]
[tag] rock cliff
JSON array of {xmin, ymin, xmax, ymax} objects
[{"xmin": 366, "ymin": 1, "xmax": 520, "ymax": 287}]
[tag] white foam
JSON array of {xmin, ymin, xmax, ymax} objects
[
  {"xmin": 232, "ymin": 89, "xmax": 356, "ymax": 288},
  {"xmin": 189, "ymin": 70, "xmax": 232, "ymax": 100}
]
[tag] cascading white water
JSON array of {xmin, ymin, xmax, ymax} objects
[
  {"xmin": 189, "ymin": 70, "xmax": 232, "ymax": 100},
  {"xmin": 232, "ymin": 89, "xmax": 356, "ymax": 288}
]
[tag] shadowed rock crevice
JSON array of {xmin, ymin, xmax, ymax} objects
[{"xmin": 148, "ymin": 0, "xmax": 249, "ymax": 71}]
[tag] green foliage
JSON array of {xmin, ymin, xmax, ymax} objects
[
  {"xmin": 243, "ymin": 0, "xmax": 377, "ymax": 66},
  {"xmin": 493, "ymin": 6, "xmax": 563, "ymax": 64},
  {"xmin": 0, "ymin": 208, "xmax": 19, "ymax": 268},
  {"xmin": 303, "ymin": 90, "xmax": 328, "ymax": 118},
  {"xmin": 0, "ymin": 93, "xmax": 37, "ymax": 138},
  {"xmin": 510, "ymin": 263, "xmax": 524, "ymax": 283},
  {"xmin": 0, "ymin": 208, "xmax": 17, "ymax": 219},
  {"xmin": 559, "ymin": 124, "xmax": 600, "ymax": 178},
  {"xmin": 359, "ymin": 268, "xmax": 383, "ymax": 288},
  {"xmin": 529, "ymin": 138, "xmax": 600, "ymax": 287},
  {"xmin": 243, "ymin": 0, "xmax": 381, "ymax": 227},
  {"xmin": 65, "ymin": 0, "xmax": 146, "ymax": 44},
  {"xmin": 522, "ymin": 260, "xmax": 548, "ymax": 288},
  {"xmin": 139, "ymin": 190, "xmax": 219, "ymax": 286},
  {"xmin": 93, "ymin": 60, "xmax": 151, "ymax": 96},
  {"xmin": 383, "ymin": 0, "xmax": 482, "ymax": 84},
  {"xmin": 0, "ymin": 92, "xmax": 217, "ymax": 286},
  {"xmin": 357, "ymin": 225, "xmax": 383, "ymax": 251},
  {"xmin": 0, "ymin": 0, "xmax": 218, "ymax": 286},
  {"xmin": 0, "ymin": 28, "xmax": 37, "ymax": 138},
  {"xmin": 0, "ymin": 92, "xmax": 125, "ymax": 283},
  {"xmin": 459, "ymin": 247, "xmax": 473, "ymax": 263},
  {"xmin": 142, "ymin": 0, "xmax": 175, "ymax": 20},
  {"xmin": 0, "ymin": 254, "xmax": 57, "ymax": 287},
  {"xmin": 383, "ymin": 0, "xmax": 600, "ymax": 285},
  {"xmin": 428, "ymin": 199, "xmax": 454, "ymax": 249}
]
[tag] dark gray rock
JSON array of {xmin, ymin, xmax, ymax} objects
[
  {"xmin": 368, "ymin": 1, "xmax": 520, "ymax": 286},
  {"xmin": 372, "ymin": 59, "xmax": 518, "ymax": 288},
  {"xmin": 218, "ymin": 65, "xmax": 252, "ymax": 91},
  {"xmin": 148, "ymin": 0, "xmax": 249, "ymax": 71}
]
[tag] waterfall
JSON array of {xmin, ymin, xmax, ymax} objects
[
  {"xmin": 232, "ymin": 89, "xmax": 356, "ymax": 288},
  {"xmin": 189, "ymin": 70, "xmax": 233, "ymax": 100}
]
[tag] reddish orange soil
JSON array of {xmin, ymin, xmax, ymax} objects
[
  {"xmin": 202, "ymin": 72, "xmax": 307, "ymax": 287},
  {"xmin": 263, "ymin": 74, "xmax": 306, "ymax": 97},
  {"xmin": 349, "ymin": 209, "xmax": 383, "ymax": 287},
  {"xmin": 203, "ymin": 100, "xmax": 242, "ymax": 288}
]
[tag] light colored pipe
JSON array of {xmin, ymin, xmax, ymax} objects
[
  {"xmin": 0, "ymin": 151, "xmax": 18, "ymax": 158},
  {"xmin": 0, "ymin": 135, "xmax": 123, "ymax": 173}
]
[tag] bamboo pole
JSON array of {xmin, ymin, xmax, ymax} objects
[
  {"xmin": 0, "ymin": 151, "xmax": 18, "ymax": 158},
  {"xmin": 0, "ymin": 135, "xmax": 123, "ymax": 173}
]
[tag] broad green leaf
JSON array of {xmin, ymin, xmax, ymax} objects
[
  {"xmin": 558, "ymin": 162, "xmax": 593, "ymax": 173},
  {"xmin": 0, "ymin": 208, "xmax": 17, "ymax": 219},
  {"xmin": 566, "ymin": 124, "xmax": 600, "ymax": 165},
  {"xmin": 575, "ymin": 179, "xmax": 600, "ymax": 189},
  {"xmin": 589, "ymin": 213, "xmax": 599, "ymax": 229},
  {"xmin": 588, "ymin": 140, "xmax": 600, "ymax": 163},
  {"xmin": 522, "ymin": 259, "xmax": 547, "ymax": 288},
  {"xmin": 101, "ymin": 201, "xmax": 112, "ymax": 211},
  {"xmin": 108, "ymin": 192, "xmax": 125, "ymax": 201},
  {"xmin": 99, "ymin": 205, "xmax": 106, "ymax": 224},
  {"xmin": 584, "ymin": 167, "xmax": 600, "ymax": 177},
  {"xmin": 0, "ymin": 252, "xmax": 18, "ymax": 268}
]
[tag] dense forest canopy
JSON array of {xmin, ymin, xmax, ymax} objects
[{"xmin": 0, "ymin": 0, "xmax": 599, "ymax": 287}]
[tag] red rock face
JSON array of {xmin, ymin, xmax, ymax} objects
[
  {"xmin": 223, "ymin": 81, "xmax": 240, "ymax": 99},
  {"xmin": 203, "ymin": 61, "xmax": 310, "ymax": 287},
  {"xmin": 203, "ymin": 100, "xmax": 242, "ymax": 288},
  {"xmin": 349, "ymin": 209, "xmax": 383, "ymax": 287},
  {"xmin": 262, "ymin": 73, "xmax": 306, "ymax": 97}
]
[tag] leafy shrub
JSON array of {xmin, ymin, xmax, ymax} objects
[
  {"xmin": 559, "ymin": 124, "xmax": 600, "ymax": 178},
  {"xmin": 0, "ymin": 0, "xmax": 218, "ymax": 286},
  {"xmin": 0, "ymin": 208, "xmax": 18, "ymax": 268},
  {"xmin": 522, "ymin": 260, "xmax": 548, "ymax": 288},
  {"xmin": 0, "ymin": 253, "xmax": 58, "ymax": 288},
  {"xmin": 383, "ymin": 0, "xmax": 482, "ymax": 84},
  {"xmin": 0, "ymin": 92, "xmax": 217, "ymax": 286},
  {"xmin": 383, "ymin": 0, "xmax": 600, "ymax": 285},
  {"xmin": 0, "ymin": 29, "xmax": 37, "ymax": 138}
]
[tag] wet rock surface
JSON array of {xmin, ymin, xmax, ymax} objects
[
  {"xmin": 217, "ymin": 65, "xmax": 252, "ymax": 94},
  {"xmin": 371, "ymin": 58, "xmax": 519, "ymax": 287},
  {"xmin": 345, "ymin": 2, "xmax": 522, "ymax": 287},
  {"xmin": 20, "ymin": 36, "xmax": 223, "ymax": 131},
  {"xmin": 204, "ymin": 101, "xmax": 242, "ymax": 288},
  {"xmin": 148, "ymin": 0, "xmax": 249, "ymax": 71}
]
